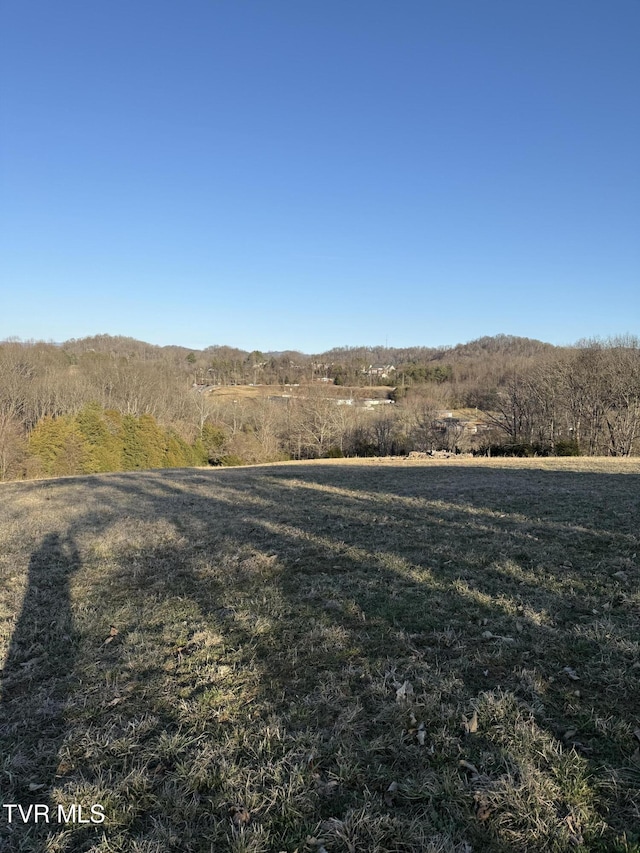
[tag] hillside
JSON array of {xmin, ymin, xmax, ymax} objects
[
  {"xmin": 3, "ymin": 335, "xmax": 639, "ymax": 483},
  {"xmin": 1, "ymin": 458, "xmax": 639, "ymax": 852}
]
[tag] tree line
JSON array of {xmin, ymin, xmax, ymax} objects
[{"xmin": 1, "ymin": 334, "xmax": 638, "ymax": 480}]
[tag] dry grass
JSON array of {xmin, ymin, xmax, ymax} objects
[
  {"xmin": 206, "ymin": 384, "xmax": 392, "ymax": 400},
  {"xmin": 1, "ymin": 458, "xmax": 639, "ymax": 852}
]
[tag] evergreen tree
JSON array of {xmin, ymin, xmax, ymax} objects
[
  {"xmin": 28, "ymin": 415, "xmax": 88, "ymax": 477},
  {"xmin": 164, "ymin": 430, "xmax": 199, "ymax": 467},
  {"xmin": 121, "ymin": 413, "xmax": 166, "ymax": 470},
  {"xmin": 76, "ymin": 403, "xmax": 123, "ymax": 472}
]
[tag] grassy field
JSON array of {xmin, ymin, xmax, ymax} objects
[
  {"xmin": 1, "ymin": 458, "xmax": 639, "ymax": 852},
  {"xmin": 205, "ymin": 384, "xmax": 393, "ymax": 400}
]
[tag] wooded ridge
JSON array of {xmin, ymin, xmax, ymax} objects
[{"xmin": 1, "ymin": 333, "xmax": 639, "ymax": 480}]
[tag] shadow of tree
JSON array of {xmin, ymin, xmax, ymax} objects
[{"xmin": 0, "ymin": 463, "xmax": 638, "ymax": 851}]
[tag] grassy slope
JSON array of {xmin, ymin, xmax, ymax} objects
[{"xmin": 0, "ymin": 458, "xmax": 639, "ymax": 853}]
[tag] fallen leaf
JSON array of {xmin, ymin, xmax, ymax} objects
[
  {"xmin": 417, "ymin": 723, "xmax": 426, "ymax": 746},
  {"xmin": 105, "ymin": 697, "xmax": 124, "ymax": 708},
  {"xmin": 481, "ymin": 630, "xmax": 514, "ymax": 643},
  {"xmin": 384, "ymin": 781, "xmax": 399, "ymax": 807},
  {"xmin": 395, "ymin": 680, "xmax": 414, "ymax": 703},
  {"xmin": 474, "ymin": 792, "xmax": 493, "ymax": 821},
  {"xmin": 229, "ymin": 804, "xmax": 250, "ymax": 828},
  {"xmin": 28, "ymin": 783, "xmax": 45, "ymax": 791},
  {"xmin": 563, "ymin": 666, "xmax": 580, "ymax": 681},
  {"xmin": 459, "ymin": 759, "xmax": 480, "ymax": 777},
  {"xmin": 463, "ymin": 711, "xmax": 479, "ymax": 734},
  {"xmin": 565, "ymin": 814, "xmax": 584, "ymax": 846},
  {"xmin": 613, "ymin": 571, "xmax": 628, "ymax": 581},
  {"xmin": 563, "ymin": 728, "xmax": 578, "ymax": 740},
  {"xmin": 633, "ymin": 729, "xmax": 640, "ymax": 744},
  {"xmin": 103, "ymin": 626, "xmax": 119, "ymax": 645}
]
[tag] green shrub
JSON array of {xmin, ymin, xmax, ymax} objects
[
  {"xmin": 324, "ymin": 446, "xmax": 344, "ymax": 458},
  {"xmin": 25, "ymin": 407, "xmax": 225, "ymax": 478},
  {"xmin": 555, "ymin": 438, "xmax": 581, "ymax": 456},
  {"xmin": 220, "ymin": 454, "xmax": 245, "ymax": 466},
  {"xmin": 199, "ymin": 423, "xmax": 227, "ymax": 464},
  {"xmin": 480, "ymin": 442, "xmax": 551, "ymax": 457}
]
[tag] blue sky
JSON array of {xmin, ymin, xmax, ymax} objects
[{"xmin": 1, "ymin": 0, "xmax": 638, "ymax": 353}]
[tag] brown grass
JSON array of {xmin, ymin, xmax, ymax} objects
[
  {"xmin": 206, "ymin": 384, "xmax": 393, "ymax": 400},
  {"xmin": 1, "ymin": 457, "xmax": 639, "ymax": 852}
]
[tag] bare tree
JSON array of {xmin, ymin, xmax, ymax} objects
[
  {"xmin": 371, "ymin": 412, "xmax": 397, "ymax": 456},
  {"xmin": 602, "ymin": 338, "xmax": 640, "ymax": 456},
  {"xmin": 288, "ymin": 390, "xmax": 342, "ymax": 458},
  {"xmin": 248, "ymin": 397, "xmax": 288, "ymax": 460},
  {"xmin": 559, "ymin": 345, "xmax": 611, "ymax": 455},
  {"xmin": 409, "ymin": 400, "xmax": 440, "ymax": 451},
  {"xmin": 0, "ymin": 411, "xmax": 25, "ymax": 480}
]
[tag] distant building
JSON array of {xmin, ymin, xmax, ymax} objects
[
  {"xmin": 362, "ymin": 398, "xmax": 395, "ymax": 409},
  {"xmin": 363, "ymin": 364, "xmax": 396, "ymax": 379}
]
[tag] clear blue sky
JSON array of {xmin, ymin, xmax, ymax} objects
[{"xmin": 1, "ymin": 0, "xmax": 638, "ymax": 353}]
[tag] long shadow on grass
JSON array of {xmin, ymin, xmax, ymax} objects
[
  {"xmin": 0, "ymin": 532, "xmax": 81, "ymax": 848},
  {"xmin": 1, "ymin": 464, "xmax": 639, "ymax": 852}
]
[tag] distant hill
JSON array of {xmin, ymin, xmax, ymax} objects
[
  {"xmin": 447, "ymin": 334, "xmax": 556, "ymax": 359},
  {"xmin": 56, "ymin": 333, "xmax": 557, "ymax": 362}
]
